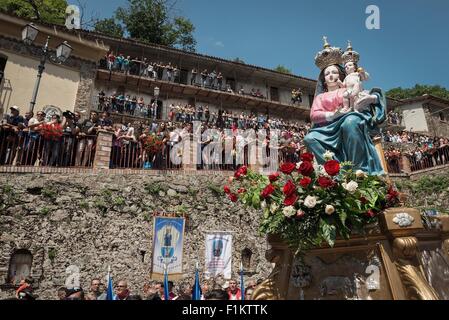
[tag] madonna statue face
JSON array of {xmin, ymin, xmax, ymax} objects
[{"xmin": 319, "ymin": 65, "xmax": 345, "ymax": 92}]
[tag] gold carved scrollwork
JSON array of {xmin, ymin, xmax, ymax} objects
[
  {"xmin": 393, "ymin": 237, "xmax": 418, "ymax": 259},
  {"xmin": 393, "ymin": 236, "xmax": 440, "ymax": 300},
  {"xmin": 251, "ymin": 248, "xmax": 282, "ymax": 300},
  {"xmin": 442, "ymin": 239, "xmax": 449, "ymax": 258},
  {"xmin": 395, "ymin": 263, "xmax": 439, "ymax": 300}
]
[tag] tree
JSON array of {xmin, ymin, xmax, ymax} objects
[
  {"xmin": 0, "ymin": 0, "xmax": 68, "ymax": 25},
  {"xmin": 274, "ymin": 65, "xmax": 292, "ymax": 74},
  {"xmin": 233, "ymin": 57, "xmax": 245, "ymax": 64},
  {"xmin": 387, "ymin": 84, "xmax": 449, "ymax": 100},
  {"xmin": 94, "ymin": 18, "xmax": 124, "ymax": 38},
  {"xmin": 114, "ymin": 0, "xmax": 196, "ymax": 51}
]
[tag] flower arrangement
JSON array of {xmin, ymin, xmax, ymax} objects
[
  {"xmin": 142, "ymin": 134, "xmax": 164, "ymax": 158},
  {"xmin": 224, "ymin": 152, "xmax": 400, "ymax": 254},
  {"xmin": 39, "ymin": 123, "xmax": 63, "ymax": 140}
]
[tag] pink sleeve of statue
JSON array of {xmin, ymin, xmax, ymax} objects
[{"xmin": 310, "ymin": 95, "xmax": 328, "ymax": 124}]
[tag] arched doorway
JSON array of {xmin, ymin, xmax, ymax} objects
[{"xmin": 8, "ymin": 249, "xmax": 33, "ymax": 285}]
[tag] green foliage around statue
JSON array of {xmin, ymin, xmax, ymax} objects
[
  {"xmin": 224, "ymin": 153, "xmax": 401, "ymax": 255},
  {"xmin": 387, "ymin": 84, "xmax": 449, "ymax": 101},
  {"xmin": 0, "ymin": 0, "xmax": 68, "ymax": 24}
]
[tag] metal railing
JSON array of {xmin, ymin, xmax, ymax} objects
[{"xmin": 0, "ymin": 128, "xmax": 96, "ymax": 168}]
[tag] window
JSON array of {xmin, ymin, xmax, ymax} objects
[
  {"xmin": 241, "ymin": 248, "xmax": 253, "ymax": 270},
  {"xmin": 270, "ymin": 87, "xmax": 279, "ymax": 102},
  {"xmin": 226, "ymin": 78, "xmax": 236, "ymax": 91},
  {"xmin": 8, "ymin": 249, "xmax": 33, "ymax": 285},
  {"xmin": 0, "ymin": 54, "xmax": 7, "ymax": 85},
  {"xmin": 179, "ymin": 69, "xmax": 189, "ymax": 85}
]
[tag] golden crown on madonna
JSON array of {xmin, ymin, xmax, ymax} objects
[
  {"xmin": 342, "ymin": 40, "xmax": 360, "ymax": 65},
  {"xmin": 314, "ymin": 36, "xmax": 343, "ymax": 70}
]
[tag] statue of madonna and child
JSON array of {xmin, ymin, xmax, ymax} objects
[{"xmin": 303, "ymin": 37, "xmax": 387, "ymax": 175}]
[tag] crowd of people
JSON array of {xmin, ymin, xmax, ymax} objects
[
  {"xmin": 383, "ymin": 130, "xmax": 449, "ymax": 173},
  {"xmin": 99, "ymin": 52, "xmax": 275, "ymax": 100},
  {"xmin": 0, "ymin": 104, "xmax": 311, "ymax": 170},
  {"xmin": 0, "ymin": 106, "xmax": 104, "ymax": 168},
  {"xmin": 11, "ymin": 276, "xmax": 260, "ymax": 301},
  {"xmin": 387, "ymin": 110, "xmax": 402, "ymax": 125}
]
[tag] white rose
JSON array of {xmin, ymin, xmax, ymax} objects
[
  {"xmin": 261, "ymin": 200, "xmax": 267, "ymax": 210},
  {"xmin": 304, "ymin": 196, "xmax": 318, "ymax": 209},
  {"xmin": 343, "ymin": 181, "xmax": 358, "ymax": 193},
  {"xmin": 325, "ymin": 205, "xmax": 335, "ymax": 215},
  {"xmin": 270, "ymin": 202, "xmax": 279, "ymax": 214},
  {"xmin": 296, "ymin": 161, "xmax": 303, "ymax": 169},
  {"xmin": 323, "ymin": 150, "xmax": 335, "ymax": 161},
  {"xmin": 356, "ymin": 170, "xmax": 367, "ymax": 179},
  {"xmin": 283, "ymin": 206, "xmax": 296, "ymax": 218}
]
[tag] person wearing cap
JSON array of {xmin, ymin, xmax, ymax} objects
[{"xmin": 4, "ymin": 106, "xmax": 24, "ymax": 128}]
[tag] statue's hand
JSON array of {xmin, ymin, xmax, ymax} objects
[{"xmin": 354, "ymin": 94, "xmax": 377, "ymax": 111}]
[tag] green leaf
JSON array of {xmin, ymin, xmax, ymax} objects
[
  {"xmin": 252, "ymin": 193, "xmax": 261, "ymax": 209},
  {"xmin": 320, "ymin": 218, "xmax": 336, "ymax": 247},
  {"xmin": 339, "ymin": 211, "xmax": 347, "ymax": 226}
]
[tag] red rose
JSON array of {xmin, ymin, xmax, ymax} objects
[
  {"xmin": 284, "ymin": 194, "xmax": 298, "ymax": 206},
  {"xmin": 224, "ymin": 185, "xmax": 231, "ymax": 194},
  {"xmin": 234, "ymin": 166, "xmax": 248, "ymax": 178},
  {"xmin": 360, "ymin": 196, "xmax": 368, "ymax": 205},
  {"xmin": 300, "ymin": 176, "xmax": 312, "ymax": 188},
  {"xmin": 239, "ymin": 166, "xmax": 248, "ymax": 176},
  {"xmin": 300, "ymin": 152, "xmax": 314, "ymax": 162},
  {"xmin": 324, "ymin": 160, "xmax": 340, "ymax": 176},
  {"xmin": 238, "ymin": 188, "xmax": 246, "ymax": 194},
  {"xmin": 317, "ymin": 176, "xmax": 334, "ymax": 188},
  {"xmin": 269, "ymin": 172, "xmax": 280, "ymax": 182},
  {"xmin": 298, "ymin": 161, "xmax": 314, "ymax": 176},
  {"xmin": 366, "ymin": 209, "xmax": 376, "ymax": 218},
  {"xmin": 283, "ymin": 180, "xmax": 296, "ymax": 196},
  {"xmin": 261, "ymin": 184, "xmax": 275, "ymax": 199},
  {"xmin": 228, "ymin": 193, "xmax": 238, "ymax": 202},
  {"xmin": 388, "ymin": 186, "xmax": 399, "ymax": 197},
  {"xmin": 280, "ymin": 162, "xmax": 296, "ymax": 174}
]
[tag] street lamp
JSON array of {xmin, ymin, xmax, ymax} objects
[
  {"xmin": 154, "ymin": 86, "xmax": 160, "ymax": 119},
  {"xmin": 21, "ymin": 24, "xmax": 73, "ymax": 112}
]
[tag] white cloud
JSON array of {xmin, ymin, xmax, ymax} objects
[{"xmin": 214, "ymin": 41, "xmax": 225, "ymax": 48}]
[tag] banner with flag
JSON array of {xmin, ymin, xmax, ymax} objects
[
  {"xmin": 151, "ymin": 216, "xmax": 185, "ymax": 279},
  {"xmin": 205, "ymin": 233, "xmax": 232, "ymax": 279}
]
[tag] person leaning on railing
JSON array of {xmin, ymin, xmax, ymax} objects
[{"xmin": 75, "ymin": 111, "xmax": 99, "ymax": 167}]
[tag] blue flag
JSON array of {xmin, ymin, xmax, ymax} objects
[
  {"xmin": 192, "ymin": 267, "xmax": 201, "ymax": 300},
  {"xmin": 164, "ymin": 267, "xmax": 170, "ymax": 300},
  {"xmin": 240, "ymin": 269, "xmax": 245, "ymax": 301},
  {"xmin": 106, "ymin": 272, "xmax": 114, "ymax": 301}
]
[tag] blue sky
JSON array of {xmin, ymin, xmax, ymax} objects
[{"xmin": 74, "ymin": 0, "xmax": 449, "ymax": 90}]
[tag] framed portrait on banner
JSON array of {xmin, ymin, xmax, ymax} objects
[
  {"xmin": 205, "ymin": 233, "xmax": 232, "ymax": 279},
  {"xmin": 151, "ymin": 216, "xmax": 185, "ymax": 280}
]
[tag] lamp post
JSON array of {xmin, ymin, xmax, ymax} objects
[
  {"xmin": 21, "ymin": 23, "xmax": 73, "ymax": 113},
  {"xmin": 154, "ymin": 86, "xmax": 160, "ymax": 119}
]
